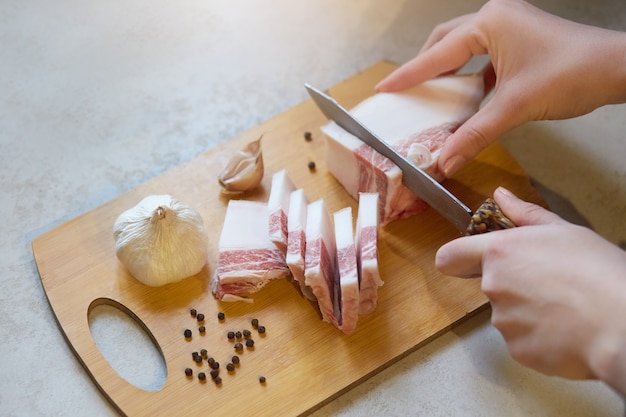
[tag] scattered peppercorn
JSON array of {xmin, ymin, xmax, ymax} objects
[
  {"xmin": 183, "ymin": 329, "xmax": 192, "ymax": 338},
  {"xmin": 235, "ymin": 331, "xmax": 242, "ymax": 339},
  {"xmin": 307, "ymin": 161, "xmax": 316, "ymax": 171},
  {"xmin": 227, "ymin": 331, "xmax": 235, "ymax": 340},
  {"xmin": 192, "ymin": 352, "xmax": 199, "ymax": 360},
  {"xmin": 210, "ymin": 361, "xmax": 220, "ymax": 370},
  {"xmin": 217, "ymin": 311, "xmax": 225, "ymax": 320},
  {"xmin": 257, "ymin": 325, "xmax": 266, "ymax": 334},
  {"xmin": 198, "ymin": 325, "xmax": 206, "ymax": 334},
  {"xmin": 200, "ymin": 349, "xmax": 208, "ymax": 358},
  {"xmin": 259, "ymin": 376, "xmax": 266, "ymax": 384},
  {"xmin": 207, "ymin": 357, "xmax": 215, "ymax": 366},
  {"xmin": 184, "ymin": 368, "xmax": 193, "ymax": 377},
  {"xmin": 198, "ymin": 372, "xmax": 206, "ymax": 381},
  {"xmin": 234, "ymin": 342, "xmax": 243, "ymax": 351},
  {"xmin": 194, "ymin": 355, "xmax": 203, "ymax": 364},
  {"xmin": 190, "ymin": 308, "xmax": 197, "ymax": 318},
  {"xmin": 251, "ymin": 318, "xmax": 259, "ymax": 328},
  {"xmin": 245, "ymin": 339, "xmax": 255, "ymax": 348},
  {"xmin": 196, "ymin": 313, "xmax": 205, "ymax": 322},
  {"xmin": 210, "ymin": 369, "xmax": 220, "ymax": 379},
  {"xmin": 242, "ymin": 329, "xmax": 251, "ymax": 338},
  {"xmin": 214, "ymin": 377, "xmax": 222, "ymax": 385},
  {"xmin": 231, "ymin": 355, "xmax": 240, "ymax": 364},
  {"xmin": 226, "ymin": 363, "xmax": 235, "ymax": 372},
  {"xmin": 304, "ymin": 131, "xmax": 312, "ymax": 141}
]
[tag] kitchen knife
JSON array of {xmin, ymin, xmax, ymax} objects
[{"xmin": 304, "ymin": 83, "xmax": 515, "ymax": 235}]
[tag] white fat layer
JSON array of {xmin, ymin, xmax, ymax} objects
[
  {"xmin": 268, "ymin": 169, "xmax": 296, "ymax": 213},
  {"xmin": 333, "ymin": 207, "xmax": 354, "ymax": 250},
  {"xmin": 349, "ymin": 74, "xmax": 484, "ymax": 142},
  {"xmin": 305, "ymin": 199, "xmax": 335, "ymax": 256},
  {"xmin": 218, "ymin": 200, "xmax": 272, "ymax": 250},
  {"xmin": 287, "ymin": 188, "xmax": 307, "ymax": 232},
  {"xmin": 357, "ymin": 193, "xmax": 380, "ymax": 229}
]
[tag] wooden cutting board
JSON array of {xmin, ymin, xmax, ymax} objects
[{"xmin": 32, "ymin": 61, "xmax": 544, "ymax": 417}]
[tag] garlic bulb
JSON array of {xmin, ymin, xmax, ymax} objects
[
  {"xmin": 113, "ymin": 195, "xmax": 209, "ymax": 287},
  {"xmin": 218, "ymin": 135, "xmax": 264, "ymax": 193}
]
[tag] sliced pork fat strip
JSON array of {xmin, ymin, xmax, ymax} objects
[
  {"xmin": 212, "ymin": 200, "xmax": 290, "ymax": 302},
  {"xmin": 333, "ymin": 207, "xmax": 359, "ymax": 334},
  {"xmin": 321, "ymin": 74, "xmax": 484, "ymax": 225},
  {"xmin": 304, "ymin": 199, "xmax": 339, "ymax": 326},
  {"xmin": 268, "ymin": 169, "xmax": 296, "ymax": 256},
  {"xmin": 285, "ymin": 188, "xmax": 317, "ymax": 301},
  {"xmin": 356, "ymin": 192, "xmax": 382, "ymax": 314}
]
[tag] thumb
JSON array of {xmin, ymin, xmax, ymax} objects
[{"xmin": 493, "ymin": 187, "xmax": 567, "ymax": 227}]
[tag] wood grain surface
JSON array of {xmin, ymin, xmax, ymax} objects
[{"xmin": 32, "ymin": 61, "xmax": 544, "ymax": 417}]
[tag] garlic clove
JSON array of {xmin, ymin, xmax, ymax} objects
[
  {"xmin": 218, "ymin": 135, "xmax": 264, "ymax": 193},
  {"xmin": 113, "ymin": 195, "xmax": 209, "ymax": 287}
]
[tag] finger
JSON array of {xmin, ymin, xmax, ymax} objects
[
  {"xmin": 375, "ymin": 25, "xmax": 479, "ymax": 92},
  {"xmin": 438, "ymin": 91, "xmax": 526, "ymax": 177},
  {"xmin": 418, "ymin": 14, "xmax": 474, "ymax": 54},
  {"xmin": 493, "ymin": 187, "xmax": 568, "ymax": 226},
  {"xmin": 435, "ymin": 234, "xmax": 489, "ymax": 278}
]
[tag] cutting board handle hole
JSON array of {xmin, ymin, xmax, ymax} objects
[{"xmin": 88, "ymin": 298, "xmax": 167, "ymax": 392}]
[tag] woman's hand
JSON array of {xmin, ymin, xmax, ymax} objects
[
  {"xmin": 436, "ymin": 187, "xmax": 626, "ymax": 395},
  {"xmin": 376, "ymin": 0, "xmax": 626, "ymax": 177}
]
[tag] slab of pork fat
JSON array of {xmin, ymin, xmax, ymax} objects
[
  {"xmin": 304, "ymin": 199, "xmax": 339, "ymax": 326},
  {"xmin": 333, "ymin": 207, "xmax": 359, "ymax": 334},
  {"xmin": 212, "ymin": 200, "xmax": 290, "ymax": 302},
  {"xmin": 285, "ymin": 188, "xmax": 317, "ymax": 302},
  {"xmin": 321, "ymin": 74, "xmax": 485, "ymax": 225},
  {"xmin": 356, "ymin": 192, "xmax": 382, "ymax": 314},
  {"xmin": 268, "ymin": 169, "xmax": 296, "ymax": 256}
]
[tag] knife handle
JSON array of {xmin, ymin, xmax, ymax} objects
[{"xmin": 465, "ymin": 198, "xmax": 516, "ymax": 235}]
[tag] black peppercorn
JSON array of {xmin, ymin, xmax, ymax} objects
[
  {"xmin": 217, "ymin": 311, "xmax": 225, "ymax": 320},
  {"xmin": 200, "ymin": 349, "xmax": 208, "ymax": 358},
  {"xmin": 198, "ymin": 372, "xmax": 206, "ymax": 381},
  {"xmin": 251, "ymin": 318, "xmax": 259, "ymax": 328},
  {"xmin": 304, "ymin": 131, "xmax": 312, "ymax": 141},
  {"xmin": 184, "ymin": 329, "xmax": 192, "ymax": 338},
  {"xmin": 235, "ymin": 331, "xmax": 242, "ymax": 339},
  {"xmin": 207, "ymin": 357, "xmax": 215, "ymax": 366},
  {"xmin": 227, "ymin": 331, "xmax": 235, "ymax": 340},
  {"xmin": 210, "ymin": 369, "xmax": 219, "ymax": 379},
  {"xmin": 308, "ymin": 161, "xmax": 316, "ymax": 171},
  {"xmin": 210, "ymin": 361, "xmax": 220, "ymax": 370},
  {"xmin": 242, "ymin": 329, "xmax": 251, "ymax": 338},
  {"xmin": 190, "ymin": 308, "xmax": 197, "ymax": 318},
  {"xmin": 231, "ymin": 355, "xmax": 240, "ymax": 364},
  {"xmin": 198, "ymin": 325, "xmax": 206, "ymax": 334},
  {"xmin": 185, "ymin": 368, "xmax": 193, "ymax": 377},
  {"xmin": 194, "ymin": 355, "xmax": 203, "ymax": 364},
  {"xmin": 257, "ymin": 325, "xmax": 266, "ymax": 334},
  {"xmin": 214, "ymin": 376, "xmax": 222, "ymax": 385},
  {"xmin": 234, "ymin": 342, "xmax": 243, "ymax": 351},
  {"xmin": 245, "ymin": 339, "xmax": 254, "ymax": 348},
  {"xmin": 259, "ymin": 376, "xmax": 266, "ymax": 384},
  {"xmin": 196, "ymin": 313, "xmax": 205, "ymax": 322},
  {"xmin": 226, "ymin": 362, "xmax": 235, "ymax": 372}
]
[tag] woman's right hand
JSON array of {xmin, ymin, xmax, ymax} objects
[{"xmin": 376, "ymin": 0, "xmax": 626, "ymax": 177}]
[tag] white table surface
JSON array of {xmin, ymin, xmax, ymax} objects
[{"xmin": 2, "ymin": 0, "xmax": 625, "ymax": 415}]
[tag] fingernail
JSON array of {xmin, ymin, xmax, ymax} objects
[
  {"xmin": 442, "ymin": 155, "xmax": 466, "ymax": 177},
  {"xmin": 495, "ymin": 186, "xmax": 513, "ymax": 198}
]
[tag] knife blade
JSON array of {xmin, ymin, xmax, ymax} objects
[{"xmin": 304, "ymin": 83, "xmax": 515, "ymax": 235}]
